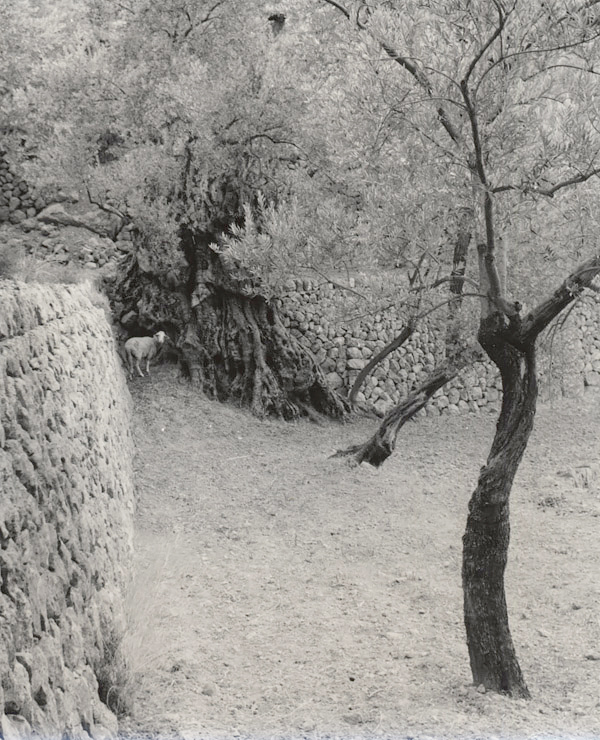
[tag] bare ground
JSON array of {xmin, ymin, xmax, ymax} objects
[{"xmin": 119, "ymin": 364, "xmax": 600, "ymax": 739}]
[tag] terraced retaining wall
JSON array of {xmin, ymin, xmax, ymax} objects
[
  {"xmin": 0, "ymin": 281, "xmax": 134, "ymax": 739},
  {"xmin": 0, "ymin": 150, "xmax": 44, "ymax": 225},
  {"xmin": 280, "ymin": 275, "xmax": 600, "ymax": 416}
]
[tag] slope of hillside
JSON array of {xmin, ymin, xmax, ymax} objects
[{"xmin": 121, "ymin": 365, "xmax": 600, "ymax": 739}]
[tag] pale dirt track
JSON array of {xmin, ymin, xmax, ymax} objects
[{"xmin": 120, "ymin": 365, "xmax": 600, "ymax": 739}]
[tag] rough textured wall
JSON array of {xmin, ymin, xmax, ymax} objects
[
  {"xmin": 578, "ymin": 293, "xmax": 600, "ymax": 390},
  {"xmin": 0, "ymin": 281, "xmax": 134, "ymax": 739},
  {"xmin": 280, "ymin": 276, "xmax": 600, "ymax": 416},
  {"xmin": 0, "ymin": 150, "xmax": 45, "ymax": 225},
  {"xmin": 0, "ymin": 146, "xmax": 132, "ymax": 270}
]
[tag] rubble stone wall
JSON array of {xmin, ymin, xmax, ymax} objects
[
  {"xmin": 0, "ymin": 280, "xmax": 134, "ymax": 739},
  {"xmin": 280, "ymin": 276, "xmax": 600, "ymax": 416},
  {"xmin": 0, "ymin": 150, "xmax": 45, "ymax": 225}
]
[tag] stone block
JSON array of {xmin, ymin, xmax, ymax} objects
[
  {"xmin": 447, "ymin": 388, "xmax": 460, "ymax": 405},
  {"xmin": 487, "ymin": 387, "xmax": 499, "ymax": 402},
  {"xmin": 373, "ymin": 398, "xmax": 393, "ymax": 417},
  {"xmin": 585, "ymin": 371, "xmax": 600, "ymax": 387},
  {"xmin": 3, "ymin": 661, "xmax": 33, "ymax": 720},
  {"xmin": 470, "ymin": 385, "xmax": 483, "ymax": 400},
  {"xmin": 347, "ymin": 358, "xmax": 366, "ymax": 370},
  {"xmin": 324, "ymin": 372, "xmax": 344, "ymax": 389},
  {"xmin": 1, "ymin": 713, "xmax": 32, "ymax": 740}
]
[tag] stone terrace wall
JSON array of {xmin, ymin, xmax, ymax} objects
[
  {"xmin": 0, "ymin": 281, "xmax": 134, "ymax": 738},
  {"xmin": 280, "ymin": 275, "xmax": 600, "ymax": 416},
  {"xmin": 0, "ymin": 150, "xmax": 45, "ymax": 225},
  {"xmin": 0, "ymin": 147, "xmax": 133, "ymax": 271},
  {"xmin": 573, "ymin": 293, "xmax": 600, "ymax": 390}
]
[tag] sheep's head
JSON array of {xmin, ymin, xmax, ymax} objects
[{"xmin": 153, "ymin": 331, "xmax": 167, "ymax": 345}]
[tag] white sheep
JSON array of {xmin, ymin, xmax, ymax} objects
[{"xmin": 124, "ymin": 331, "xmax": 166, "ymax": 378}]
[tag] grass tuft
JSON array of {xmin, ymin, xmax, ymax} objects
[{"xmin": 95, "ymin": 541, "xmax": 180, "ymax": 719}]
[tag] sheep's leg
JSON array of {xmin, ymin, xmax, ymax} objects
[
  {"xmin": 124, "ymin": 351, "xmax": 133, "ymax": 379},
  {"xmin": 146, "ymin": 358, "xmax": 151, "ymax": 375},
  {"xmin": 135, "ymin": 358, "xmax": 144, "ymax": 377}
]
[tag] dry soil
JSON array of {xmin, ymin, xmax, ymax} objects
[{"xmin": 120, "ymin": 364, "xmax": 600, "ymax": 739}]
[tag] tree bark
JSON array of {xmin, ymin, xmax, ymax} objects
[
  {"xmin": 462, "ymin": 314, "xmax": 535, "ymax": 697},
  {"xmin": 462, "ymin": 254, "xmax": 600, "ymax": 696},
  {"xmin": 115, "ymin": 229, "xmax": 348, "ymax": 420},
  {"xmin": 446, "ymin": 207, "xmax": 473, "ymax": 360}
]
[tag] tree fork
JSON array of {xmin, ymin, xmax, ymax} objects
[{"xmin": 461, "ymin": 253, "xmax": 600, "ymax": 696}]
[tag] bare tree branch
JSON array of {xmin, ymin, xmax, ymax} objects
[
  {"xmin": 523, "ymin": 63, "xmax": 600, "ymax": 81},
  {"xmin": 493, "ymin": 167, "xmax": 600, "ymax": 196},
  {"xmin": 320, "ymin": 0, "xmax": 463, "ymax": 146},
  {"xmin": 460, "ymin": 80, "xmax": 502, "ymax": 302},
  {"xmin": 107, "ymin": 0, "xmax": 135, "ymax": 13},
  {"xmin": 321, "ymin": 0, "xmax": 350, "ymax": 19},
  {"xmin": 475, "ymin": 26, "xmax": 600, "ymax": 95},
  {"xmin": 430, "ymin": 274, "xmax": 481, "ymax": 292},
  {"xmin": 463, "ymin": 1, "xmax": 509, "ymax": 86},
  {"xmin": 201, "ymin": 0, "xmax": 227, "ymax": 25},
  {"xmin": 349, "ymin": 323, "xmax": 415, "ymax": 404},
  {"xmin": 302, "ymin": 264, "xmax": 371, "ymax": 302},
  {"xmin": 182, "ymin": 9, "xmax": 194, "ymax": 38},
  {"xmin": 391, "ymin": 112, "xmax": 469, "ymax": 168}
]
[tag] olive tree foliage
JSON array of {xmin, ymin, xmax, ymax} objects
[
  {"xmin": 322, "ymin": 0, "xmax": 600, "ymax": 453},
  {"xmin": 2, "ymin": 0, "xmax": 464, "ymax": 284},
  {"xmin": 2, "ymin": 0, "xmax": 470, "ymax": 417},
  {"xmin": 318, "ymin": 0, "xmax": 600, "ymax": 268},
  {"xmin": 2, "ymin": 0, "xmax": 444, "ymax": 413}
]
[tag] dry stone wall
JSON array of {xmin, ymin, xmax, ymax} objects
[
  {"xmin": 0, "ymin": 150, "xmax": 46, "ymax": 226},
  {"xmin": 0, "ymin": 148, "xmax": 133, "ymax": 271},
  {"xmin": 0, "ymin": 281, "xmax": 134, "ymax": 739},
  {"xmin": 578, "ymin": 293, "xmax": 600, "ymax": 389},
  {"xmin": 280, "ymin": 275, "xmax": 600, "ymax": 416}
]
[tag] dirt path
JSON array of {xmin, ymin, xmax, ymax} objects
[{"xmin": 121, "ymin": 365, "xmax": 600, "ymax": 738}]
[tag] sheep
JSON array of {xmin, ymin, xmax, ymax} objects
[{"xmin": 124, "ymin": 331, "xmax": 166, "ymax": 378}]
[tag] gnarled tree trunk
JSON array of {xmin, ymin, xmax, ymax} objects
[
  {"xmin": 115, "ymin": 228, "xmax": 348, "ymax": 420},
  {"xmin": 462, "ymin": 314, "xmax": 535, "ymax": 697},
  {"xmin": 462, "ymin": 255, "xmax": 600, "ymax": 695}
]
